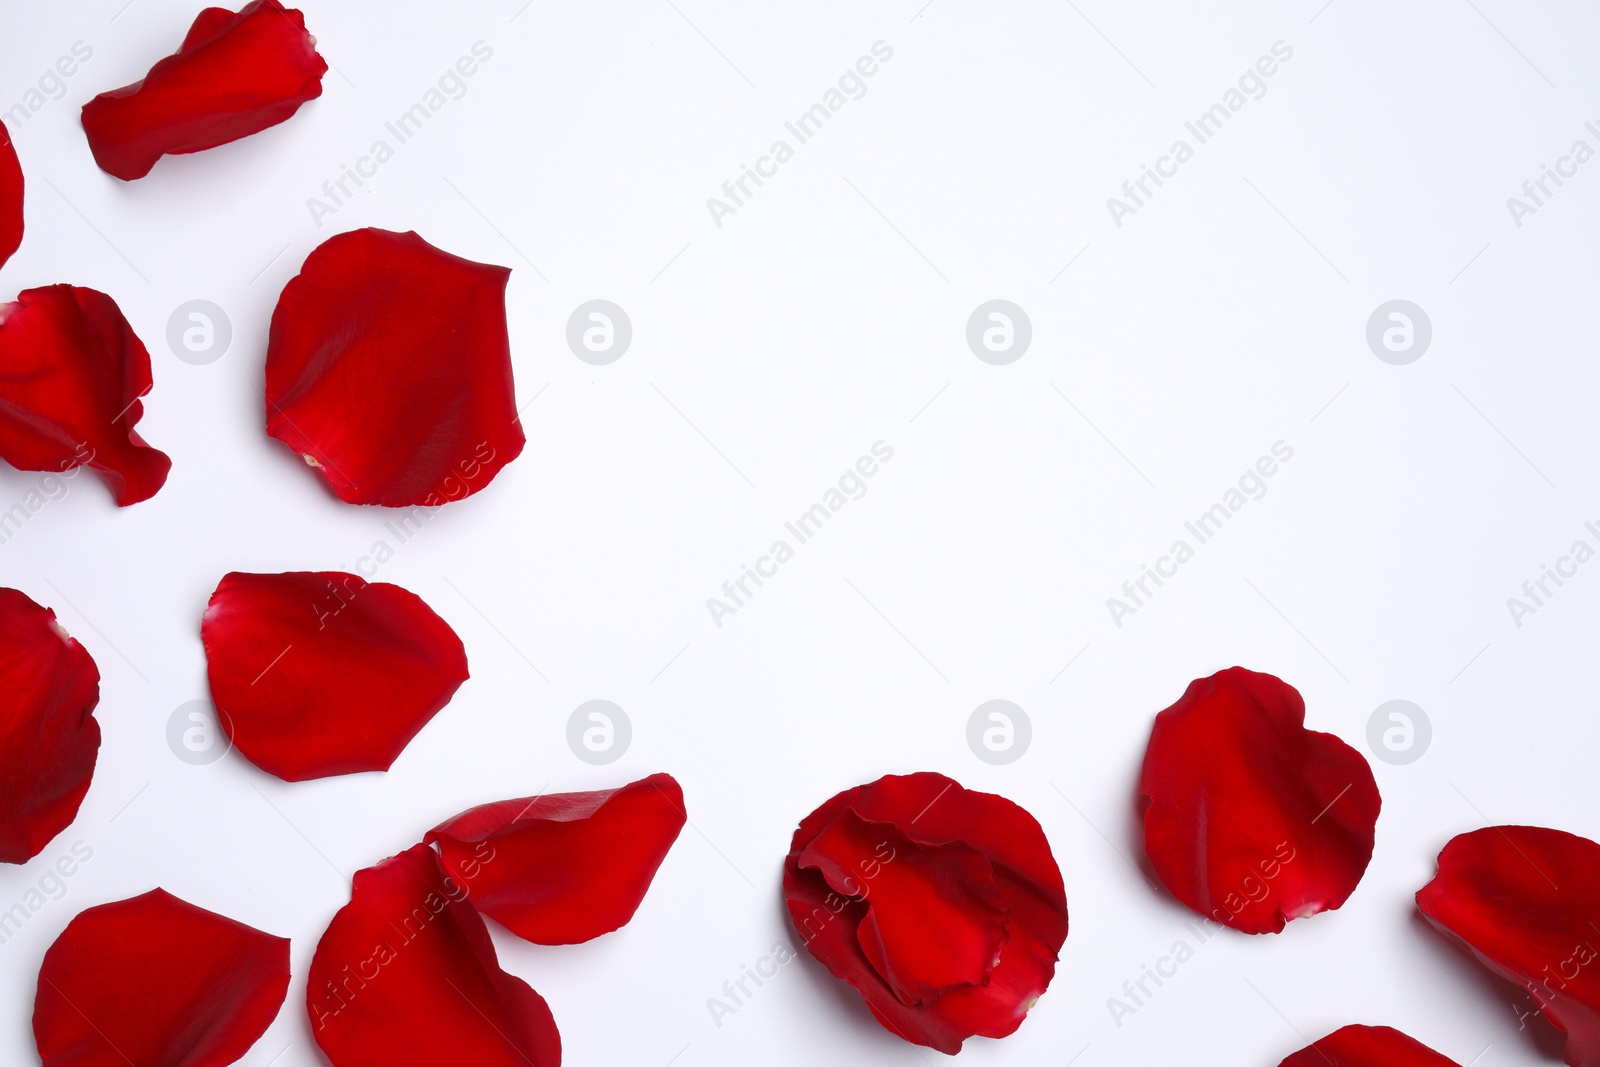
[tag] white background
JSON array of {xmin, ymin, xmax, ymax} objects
[{"xmin": 1, "ymin": 1, "xmax": 1597, "ymax": 1064}]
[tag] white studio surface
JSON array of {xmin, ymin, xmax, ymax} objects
[{"xmin": 1, "ymin": 1, "xmax": 1597, "ymax": 1065}]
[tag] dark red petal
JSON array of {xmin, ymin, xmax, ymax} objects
[
  {"xmin": 1417, "ymin": 826, "xmax": 1600, "ymax": 1066},
  {"xmin": 80, "ymin": 0, "xmax": 326, "ymax": 181},
  {"xmin": 1279, "ymin": 1025, "xmax": 1464, "ymax": 1067},
  {"xmin": 0, "ymin": 119, "xmax": 21, "ymax": 268},
  {"xmin": 308, "ymin": 844, "xmax": 561, "ymax": 1067},
  {"xmin": 427, "ymin": 773, "xmax": 686, "ymax": 945},
  {"xmin": 0, "ymin": 589, "xmax": 99, "ymax": 864},
  {"xmin": 1139, "ymin": 667, "xmax": 1381, "ymax": 934},
  {"xmin": 784, "ymin": 773, "xmax": 1067, "ymax": 1055},
  {"xmin": 34, "ymin": 888, "xmax": 289, "ymax": 1067},
  {"xmin": 201, "ymin": 571, "xmax": 468, "ymax": 781},
  {"xmin": 264, "ymin": 228, "xmax": 525, "ymax": 507},
  {"xmin": 0, "ymin": 285, "xmax": 172, "ymax": 506}
]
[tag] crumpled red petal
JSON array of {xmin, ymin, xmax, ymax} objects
[
  {"xmin": 0, "ymin": 285, "xmax": 172, "ymax": 506},
  {"xmin": 1139, "ymin": 667, "xmax": 1381, "ymax": 934},
  {"xmin": 264, "ymin": 228, "xmax": 525, "ymax": 507},
  {"xmin": 201, "ymin": 570, "xmax": 468, "ymax": 781},
  {"xmin": 34, "ymin": 888, "xmax": 289, "ymax": 1067},
  {"xmin": 427, "ymin": 773, "xmax": 686, "ymax": 945},
  {"xmin": 1417, "ymin": 825, "xmax": 1600, "ymax": 1066},
  {"xmin": 783, "ymin": 772, "xmax": 1067, "ymax": 1055},
  {"xmin": 80, "ymin": 0, "xmax": 326, "ymax": 181},
  {"xmin": 0, "ymin": 119, "xmax": 21, "ymax": 268},
  {"xmin": 0, "ymin": 588, "xmax": 99, "ymax": 865},
  {"xmin": 1278, "ymin": 1025, "xmax": 1463, "ymax": 1067},
  {"xmin": 308, "ymin": 844, "xmax": 561, "ymax": 1067}
]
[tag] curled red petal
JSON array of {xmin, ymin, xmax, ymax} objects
[
  {"xmin": 201, "ymin": 570, "xmax": 468, "ymax": 781},
  {"xmin": 1279, "ymin": 1025, "xmax": 1464, "ymax": 1067},
  {"xmin": 0, "ymin": 285, "xmax": 172, "ymax": 506},
  {"xmin": 34, "ymin": 888, "xmax": 289, "ymax": 1067},
  {"xmin": 427, "ymin": 772, "xmax": 686, "ymax": 945},
  {"xmin": 0, "ymin": 588, "xmax": 99, "ymax": 864},
  {"xmin": 80, "ymin": 0, "xmax": 326, "ymax": 181},
  {"xmin": 308, "ymin": 844, "xmax": 561, "ymax": 1067},
  {"xmin": 783, "ymin": 772, "xmax": 1067, "ymax": 1055},
  {"xmin": 0, "ymin": 120, "xmax": 20, "ymax": 268},
  {"xmin": 264, "ymin": 228, "xmax": 525, "ymax": 507},
  {"xmin": 1417, "ymin": 825, "xmax": 1600, "ymax": 1066},
  {"xmin": 1139, "ymin": 667, "xmax": 1381, "ymax": 934}
]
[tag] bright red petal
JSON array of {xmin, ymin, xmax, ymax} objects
[
  {"xmin": 0, "ymin": 589, "xmax": 99, "ymax": 864},
  {"xmin": 201, "ymin": 571, "xmax": 468, "ymax": 781},
  {"xmin": 264, "ymin": 228, "xmax": 524, "ymax": 507},
  {"xmin": 1417, "ymin": 826, "xmax": 1600, "ymax": 1066},
  {"xmin": 0, "ymin": 285, "xmax": 172, "ymax": 506},
  {"xmin": 427, "ymin": 773, "xmax": 686, "ymax": 945},
  {"xmin": 1139, "ymin": 667, "xmax": 1381, "ymax": 934},
  {"xmin": 308, "ymin": 844, "xmax": 561, "ymax": 1067},
  {"xmin": 1279, "ymin": 1025, "xmax": 1463, "ymax": 1067},
  {"xmin": 34, "ymin": 888, "xmax": 289, "ymax": 1067},
  {"xmin": 80, "ymin": 0, "xmax": 326, "ymax": 181},
  {"xmin": 784, "ymin": 773, "xmax": 1067, "ymax": 1055},
  {"xmin": 0, "ymin": 119, "xmax": 21, "ymax": 268}
]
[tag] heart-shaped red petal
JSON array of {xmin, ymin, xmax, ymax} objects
[
  {"xmin": 1417, "ymin": 825, "xmax": 1600, "ymax": 1066},
  {"xmin": 201, "ymin": 571, "xmax": 468, "ymax": 781},
  {"xmin": 427, "ymin": 772, "xmax": 686, "ymax": 945},
  {"xmin": 1139, "ymin": 667, "xmax": 1381, "ymax": 933},
  {"xmin": 264, "ymin": 228, "xmax": 525, "ymax": 507},
  {"xmin": 1279, "ymin": 1025, "xmax": 1464, "ymax": 1066},
  {"xmin": 80, "ymin": 0, "xmax": 327, "ymax": 180},
  {"xmin": 0, "ymin": 285, "xmax": 172, "ymax": 506},
  {"xmin": 784, "ymin": 773, "xmax": 1067, "ymax": 1055},
  {"xmin": 308, "ymin": 844, "xmax": 561, "ymax": 1067},
  {"xmin": 34, "ymin": 888, "xmax": 289, "ymax": 1067},
  {"xmin": 0, "ymin": 588, "xmax": 99, "ymax": 864},
  {"xmin": 0, "ymin": 119, "xmax": 21, "ymax": 268}
]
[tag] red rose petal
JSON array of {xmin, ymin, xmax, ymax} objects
[
  {"xmin": 0, "ymin": 589, "xmax": 99, "ymax": 864},
  {"xmin": 80, "ymin": 0, "xmax": 327, "ymax": 181},
  {"xmin": 427, "ymin": 772, "xmax": 686, "ymax": 945},
  {"xmin": 1417, "ymin": 825, "xmax": 1600, "ymax": 1066},
  {"xmin": 308, "ymin": 844, "xmax": 561, "ymax": 1067},
  {"xmin": 1279, "ymin": 1025, "xmax": 1464, "ymax": 1067},
  {"xmin": 784, "ymin": 772, "xmax": 1068, "ymax": 1055},
  {"xmin": 202, "ymin": 570, "xmax": 468, "ymax": 781},
  {"xmin": 1139, "ymin": 667, "xmax": 1381, "ymax": 934},
  {"xmin": 0, "ymin": 119, "xmax": 21, "ymax": 268},
  {"xmin": 264, "ymin": 228, "xmax": 524, "ymax": 507},
  {"xmin": 34, "ymin": 888, "xmax": 289, "ymax": 1067},
  {"xmin": 0, "ymin": 284, "xmax": 172, "ymax": 506}
]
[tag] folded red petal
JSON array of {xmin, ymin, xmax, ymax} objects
[
  {"xmin": 0, "ymin": 589, "xmax": 99, "ymax": 864},
  {"xmin": 1417, "ymin": 826, "xmax": 1600, "ymax": 1066},
  {"xmin": 34, "ymin": 888, "xmax": 289, "ymax": 1067},
  {"xmin": 0, "ymin": 120, "xmax": 21, "ymax": 268},
  {"xmin": 1139, "ymin": 667, "xmax": 1381, "ymax": 934},
  {"xmin": 308, "ymin": 844, "xmax": 561, "ymax": 1067},
  {"xmin": 80, "ymin": 0, "xmax": 326, "ymax": 180},
  {"xmin": 202, "ymin": 571, "xmax": 468, "ymax": 781},
  {"xmin": 265, "ymin": 228, "xmax": 524, "ymax": 507},
  {"xmin": 784, "ymin": 772, "xmax": 1067, "ymax": 1055},
  {"xmin": 427, "ymin": 772, "xmax": 686, "ymax": 945},
  {"xmin": 0, "ymin": 285, "xmax": 172, "ymax": 505},
  {"xmin": 1279, "ymin": 1025, "xmax": 1464, "ymax": 1067}
]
